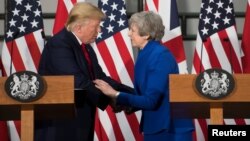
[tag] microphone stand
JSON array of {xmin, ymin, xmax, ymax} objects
[
  {"xmin": 199, "ymin": 38, "xmax": 207, "ymax": 73},
  {"xmin": 41, "ymin": 30, "xmax": 46, "ymax": 45}
]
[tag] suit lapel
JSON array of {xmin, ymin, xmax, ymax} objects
[{"xmin": 65, "ymin": 29, "xmax": 91, "ymax": 77}]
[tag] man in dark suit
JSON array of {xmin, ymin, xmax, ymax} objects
[{"xmin": 34, "ymin": 2, "xmax": 133, "ymax": 141}]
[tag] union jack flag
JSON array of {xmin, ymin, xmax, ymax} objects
[{"xmin": 145, "ymin": 0, "xmax": 188, "ymax": 74}]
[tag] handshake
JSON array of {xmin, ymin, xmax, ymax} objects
[
  {"xmin": 109, "ymin": 98, "xmax": 136, "ymax": 114},
  {"xmin": 93, "ymin": 79, "xmax": 137, "ymax": 114}
]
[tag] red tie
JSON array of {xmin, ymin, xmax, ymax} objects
[{"xmin": 81, "ymin": 44, "xmax": 94, "ymax": 79}]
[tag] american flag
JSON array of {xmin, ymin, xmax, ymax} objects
[
  {"xmin": 241, "ymin": 0, "xmax": 250, "ymax": 73},
  {"xmin": 0, "ymin": 121, "xmax": 9, "ymax": 141},
  {"xmin": 192, "ymin": 0, "xmax": 242, "ymax": 74},
  {"xmin": 0, "ymin": 0, "xmax": 44, "ymax": 140},
  {"xmin": 192, "ymin": 0, "xmax": 248, "ymax": 141},
  {"xmin": 93, "ymin": 0, "xmax": 142, "ymax": 140},
  {"xmin": 53, "ymin": 0, "xmax": 142, "ymax": 141},
  {"xmin": 145, "ymin": 0, "xmax": 188, "ymax": 74}
]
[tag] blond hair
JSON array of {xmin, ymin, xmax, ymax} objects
[{"xmin": 65, "ymin": 2, "xmax": 105, "ymax": 31}]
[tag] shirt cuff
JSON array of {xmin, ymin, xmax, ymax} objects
[{"xmin": 115, "ymin": 91, "xmax": 120, "ymax": 98}]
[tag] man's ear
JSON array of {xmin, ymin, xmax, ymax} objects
[{"xmin": 76, "ymin": 24, "xmax": 82, "ymax": 33}]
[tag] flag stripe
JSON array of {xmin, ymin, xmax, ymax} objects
[
  {"xmin": 92, "ymin": 43, "xmax": 110, "ymax": 76},
  {"xmin": 192, "ymin": 51, "xmax": 204, "ymax": 73},
  {"xmin": 0, "ymin": 58, "xmax": 4, "ymax": 76},
  {"xmin": 1, "ymin": 1, "xmax": 45, "ymax": 140},
  {"xmin": 123, "ymin": 114, "xmax": 143, "ymax": 140},
  {"xmin": 24, "ymin": 33, "xmax": 41, "ymax": 70},
  {"xmin": 7, "ymin": 121, "xmax": 20, "ymax": 141},
  {"xmin": 245, "ymin": 119, "xmax": 250, "ymax": 124},
  {"xmin": 162, "ymin": 27, "xmax": 182, "ymax": 42},
  {"xmin": 145, "ymin": 0, "xmax": 157, "ymax": 11},
  {"xmin": 113, "ymin": 32, "xmax": 134, "ymax": 81},
  {"xmin": 16, "ymin": 37, "xmax": 37, "ymax": 71},
  {"xmin": 211, "ymin": 32, "xmax": 230, "ymax": 70},
  {"xmin": 95, "ymin": 0, "xmax": 143, "ymax": 140},
  {"xmin": 53, "ymin": 1, "xmax": 142, "ymax": 141},
  {"xmin": 0, "ymin": 121, "xmax": 9, "ymax": 141},
  {"xmin": 96, "ymin": 41, "xmax": 121, "ymax": 81},
  {"xmin": 103, "ymin": 37, "xmax": 129, "ymax": 82},
  {"xmin": 116, "ymin": 113, "xmax": 136, "ymax": 141},
  {"xmin": 163, "ymin": 35, "xmax": 186, "ymax": 63},
  {"xmin": 218, "ymin": 30, "xmax": 237, "ymax": 72},
  {"xmin": 94, "ymin": 112, "xmax": 109, "ymax": 141},
  {"xmin": 158, "ymin": 0, "xmax": 171, "ymax": 29},
  {"xmin": 241, "ymin": 0, "xmax": 250, "ymax": 73},
  {"xmin": 146, "ymin": 0, "xmax": 188, "ymax": 74},
  {"xmin": 2, "ymin": 43, "xmax": 15, "ymax": 76},
  {"xmin": 224, "ymin": 27, "xmax": 242, "ymax": 73},
  {"xmin": 98, "ymin": 107, "xmax": 121, "ymax": 141},
  {"xmin": 192, "ymin": 38, "xmax": 211, "ymax": 73},
  {"xmin": 107, "ymin": 107, "xmax": 125, "ymax": 140},
  {"xmin": 192, "ymin": 1, "xmax": 247, "ymax": 140},
  {"xmin": 53, "ymin": 0, "xmax": 71, "ymax": 34},
  {"xmin": 95, "ymin": 37, "xmax": 142, "ymax": 140},
  {"xmin": 235, "ymin": 119, "xmax": 246, "ymax": 125},
  {"xmin": 204, "ymin": 38, "xmax": 221, "ymax": 68},
  {"xmin": 6, "ymin": 40, "xmax": 26, "ymax": 72},
  {"xmin": 193, "ymin": 119, "xmax": 207, "ymax": 141},
  {"xmin": 34, "ymin": 29, "xmax": 44, "ymax": 53}
]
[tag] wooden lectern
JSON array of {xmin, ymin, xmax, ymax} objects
[
  {"xmin": 169, "ymin": 74, "xmax": 250, "ymax": 125},
  {"xmin": 0, "ymin": 76, "xmax": 75, "ymax": 141}
]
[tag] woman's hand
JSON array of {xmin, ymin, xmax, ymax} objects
[{"xmin": 93, "ymin": 79, "xmax": 118, "ymax": 98}]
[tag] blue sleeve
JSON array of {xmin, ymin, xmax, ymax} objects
[{"xmin": 117, "ymin": 50, "xmax": 178, "ymax": 110}]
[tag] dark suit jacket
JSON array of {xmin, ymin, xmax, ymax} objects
[{"xmin": 35, "ymin": 28, "xmax": 133, "ymax": 141}]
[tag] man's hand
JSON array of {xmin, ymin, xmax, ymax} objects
[
  {"xmin": 109, "ymin": 98, "xmax": 123, "ymax": 113},
  {"xmin": 109, "ymin": 98, "xmax": 137, "ymax": 114}
]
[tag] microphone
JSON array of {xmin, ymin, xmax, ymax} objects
[
  {"xmin": 41, "ymin": 30, "xmax": 46, "ymax": 39},
  {"xmin": 41, "ymin": 30, "xmax": 46, "ymax": 44},
  {"xmin": 9, "ymin": 31, "xmax": 19, "ymax": 75},
  {"xmin": 199, "ymin": 38, "xmax": 207, "ymax": 73}
]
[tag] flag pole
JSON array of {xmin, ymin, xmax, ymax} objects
[
  {"xmin": 138, "ymin": 0, "xmax": 144, "ymax": 11},
  {"xmin": 4, "ymin": 0, "xmax": 8, "ymax": 35}
]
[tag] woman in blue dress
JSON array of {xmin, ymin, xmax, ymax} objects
[{"xmin": 94, "ymin": 11, "xmax": 194, "ymax": 141}]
